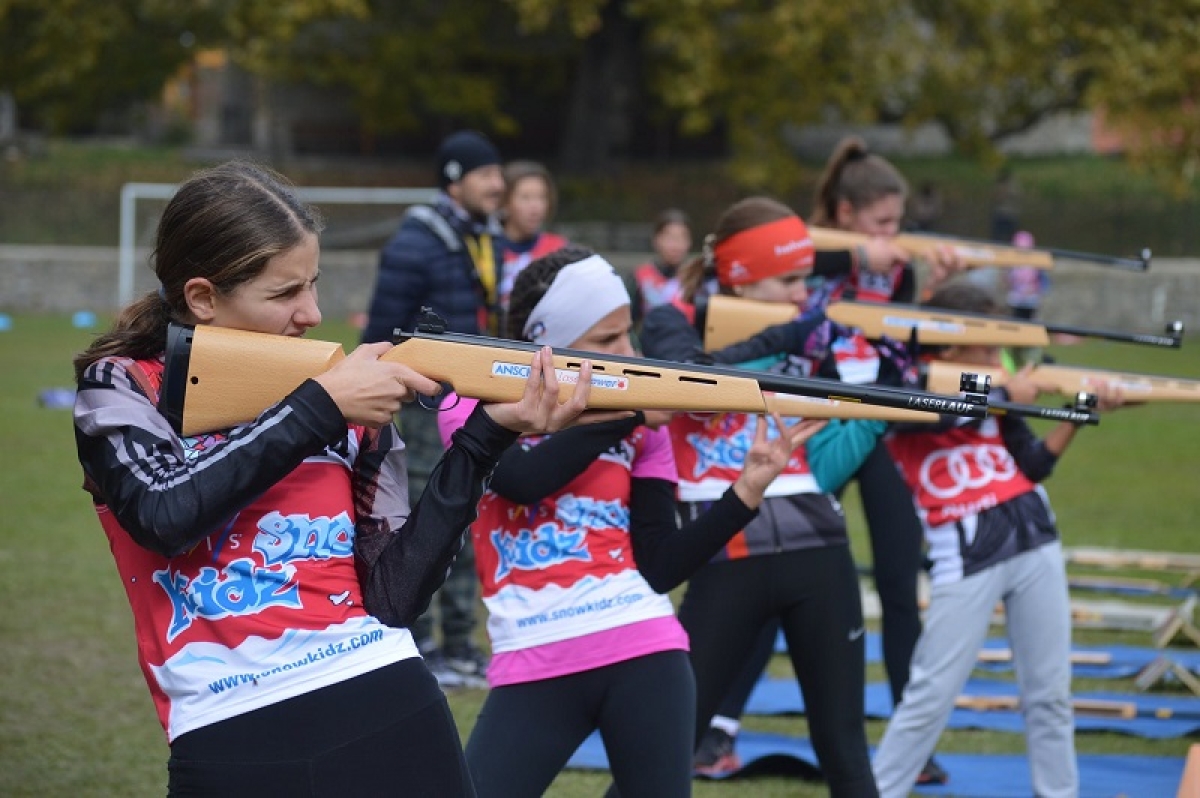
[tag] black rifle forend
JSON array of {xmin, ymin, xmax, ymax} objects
[
  {"xmin": 1045, "ymin": 319, "xmax": 1184, "ymax": 349},
  {"xmin": 1042, "ymin": 245, "xmax": 1153, "ymax": 273}
]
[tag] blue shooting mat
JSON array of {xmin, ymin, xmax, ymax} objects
[
  {"xmin": 775, "ymin": 630, "xmax": 1200, "ymax": 680},
  {"xmin": 743, "ymin": 676, "xmax": 1200, "ymax": 738},
  {"xmin": 565, "ymin": 729, "xmax": 1186, "ymax": 797}
]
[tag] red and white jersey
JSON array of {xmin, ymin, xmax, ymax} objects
[
  {"xmin": 469, "ymin": 426, "xmax": 677, "ymax": 653},
  {"xmin": 887, "ymin": 416, "xmax": 1061, "ymax": 585},
  {"xmin": 828, "ymin": 261, "xmax": 908, "ymax": 304},
  {"xmin": 887, "ymin": 416, "xmax": 1037, "ymax": 528},
  {"xmin": 668, "ymin": 412, "xmax": 817, "ymax": 503},
  {"xmin": 91, "ymin": 360, "xmax": 416, "ymax": 742}
]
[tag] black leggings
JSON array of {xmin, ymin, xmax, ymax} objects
[
  {"xmin": 681, "ymin": 546, "xmax": 878, "ymax": 798},
  {"xmin": 466, "ymin": 650, "xmax": 695, "ymax": 798},
  {"xmin": 168, "ymin": 657, "xmax": 473, "ymax": 797}
]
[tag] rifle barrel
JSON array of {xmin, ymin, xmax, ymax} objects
[
  {"xmin": 1045, "ymin": 321, "xmax": 1183, "ymax": 349},
  {"xmin": 1046, "ymin": 246, "xmax": 1152, "ymax": 273}
]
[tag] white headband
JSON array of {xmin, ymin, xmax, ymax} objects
[{"xmin": 523, "ymin": 254, "xmax": 631, "ymax": 347}]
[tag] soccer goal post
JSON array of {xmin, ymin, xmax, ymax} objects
[{"xmin": 118, "ymin": 182, "xmax": 438, "ymax": 307}]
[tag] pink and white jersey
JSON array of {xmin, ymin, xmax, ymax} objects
[
  {"xmin": 887, "ymin": 416, "xmax": 1037, "ymax": 529},
  {"xmin": 101, "ymin": 365, "xmax": 415, "ymax": 742},
  {"xmin": 439, "ymin": 397, "xmax": 684, "ymax": 680},
  {"xmin": 669, "ymin": 412, "xmax": 817, "ymax": 503}
]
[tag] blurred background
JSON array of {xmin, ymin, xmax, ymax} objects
[{"xmin": 1, "ymin": 0, "xmax": 1198, "ymax": 271}]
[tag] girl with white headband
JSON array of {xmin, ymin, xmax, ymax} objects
[
  {"xmin": 639, "ymin": 196, "xmax": 885, "ymax": 796},
  {"xmin": 436, "ymin": 245, "xmax": 825, "ymax": 798}
]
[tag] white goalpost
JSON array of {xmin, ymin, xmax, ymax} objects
[{"xmin": 118, "ymin": 182, "xmax": 438, "ymax": 307}]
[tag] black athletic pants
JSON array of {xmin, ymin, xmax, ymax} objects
[
  {"xmin": 466, "ymin": 650, "xmax": 695, "ymax": 798},
  {"xmin": 680, "ymin": 546, "xmax": 878, "ymax": 797},
  {"xmin": 168, "ymin": 657, "xmax": 473, "ymax": 797}
]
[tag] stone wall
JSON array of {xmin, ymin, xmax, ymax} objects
[{"xmin": 1, "ymin": 245, "xmax": 1195, "ymax": 337}]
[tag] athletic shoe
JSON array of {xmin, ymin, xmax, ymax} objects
[
  {"xmin": 422, "ymin": 648, "xmax": 469, "ymax": 691},
  {"xmin": 443, "ymin": 643, "xmax": 490, "ymax": 689},
  {"xmin": 916, "ymin": 755, "xmax": 949, "ymax": 785},
  {"xmin": 693, "ymin": 727, "xmax": 741, "ymax": 777}
]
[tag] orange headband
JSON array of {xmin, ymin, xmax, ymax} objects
[{"xmin": 713, "ymin": 215, "xmax": 814, "ymax": 286}]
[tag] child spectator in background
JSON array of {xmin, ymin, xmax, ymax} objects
[
  {"xmin": 872, "ymin": 279, "xmax": 1123, "ymax": 798},
  {"xmin": 1006, "ymin": 230, "xmax": 1051, "ymax": 321},
  {"xmin": 497, "ymin": 160, "xmax": 569, "ymax": 320},
  {"xmin": 1005, "ymin": 230, "xmax": 1052, "ymax": 368},
  {"xmin": 631, "ymin": 208, "xmax": 693, "ymax": 324}
]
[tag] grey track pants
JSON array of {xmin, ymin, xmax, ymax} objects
[{"xmin": 872, "ymin": 541, "xmax": 1077, "ymax": 798}]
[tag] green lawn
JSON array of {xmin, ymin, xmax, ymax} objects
[{"xmin": 0, "ymin": 315, "xmax": 1196, "ymax": 796}]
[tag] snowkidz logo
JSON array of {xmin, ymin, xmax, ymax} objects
[
  {"xmin": 918, "ymin": 444, "xmax": 1017, "ymax": 500},
  {"xmin": 686, "ymin": 426, "xmax": 753, "ymax": 477},
  {"xmin": 491, "ymin": 361, "xmax": 629, "ymax": 391},
  {"xmin": 154, "ymin": 511, "xmax": 355, "ymax": 642},
  {"xmin": 489, "ymin": 495, "xmax": 627, "ymax": 581}
]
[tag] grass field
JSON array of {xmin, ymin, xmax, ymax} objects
[{"xmin": 1, "ymin": 314, "xmax": 1197, "ymax": 796}]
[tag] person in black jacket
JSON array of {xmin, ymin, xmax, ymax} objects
[
  {"xmin": 71, "ymin": 160, "xmax": 595, "ymax": 797},
  {"xmin": 361, "ymin": 129, "xmax": 506, "ymax": 687}
]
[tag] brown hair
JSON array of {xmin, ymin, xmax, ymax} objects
[
  {"xmin": 502, "ymin": 160, "xmax": 558, "ymax": 222},
  {"xmin": 677, "ymin": 197, "xmax": 794, "ymax": 302},
  {"xmin": 923, "ymin": 279, "xmax": 1002, "ymax": 315},
  {"xmin": 73, "ymin": 161, "xmax": 323, "ymax": 381},
  {"xmin": 810, "ymin": 136, "xmax": 908, "ymax": 226},
  {"xmin": 653, "ymin": 208, "xmax": 691, "ymax": 236}
]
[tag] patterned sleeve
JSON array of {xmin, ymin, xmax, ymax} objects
[{"xmin": 73, "ymin": 357, "xmax": 348, "ymax": 557}]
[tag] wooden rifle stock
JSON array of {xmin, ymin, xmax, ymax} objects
[
  {"xmin": 159, "ymin": 322, "xmax": 984, "ymax": 437},
  {"xmin": 809, "ymin": 226, "xmax": 1055, "ymax": 269},
  {"xmin": 955, "ymin": 694, "xmax": 1197, "ymax": 720},
  {"xmin": 827, "ymin": 300, "xmax": 1183, "ymax": 350},
  {"xmin": 825, "ymin": 300, "xmax": 1050, "ymax": 347},
  {"xmin": 808, "ymin": 226, "xmax": 1152, "ymax": 272},
  {"xmin": 924, "ymin": 361, "xmax": 1200, "ymax": 403},
  {"xmin": 701, "ymin": 294, "xmax": 1052, "ymax": 349}
]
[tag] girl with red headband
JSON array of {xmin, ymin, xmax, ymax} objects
[{"xmin": 640, "ymin": 197, "xmax": 885, "ymax": 796}]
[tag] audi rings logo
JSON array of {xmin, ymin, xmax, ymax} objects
[{"xmin": 918, "ymin": 444, "xmax": 1016, "ymax": 499}]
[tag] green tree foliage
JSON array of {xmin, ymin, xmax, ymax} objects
[
  {"xmin": 0, "ymin": 0, "xmax": 217, "ymax": 132},
  {"xmin": 4, "ymin": 0, "xmax": 1198, "ymax": 193},
  {"xmin": 507, "ymin": 0, "xmax": 1200, "ymax": 192}
]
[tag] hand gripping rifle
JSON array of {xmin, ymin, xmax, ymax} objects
[
  {"xmin": 158, "ymin": 313, "xmax": 990, "ymax": 438},
  {"xmin": 695, "ymin": 295, "xmax": 1102, "ymax": 426},
  {"xmin": 808, "ymin": 226, "xmax": 1153, "ymax": 272}
]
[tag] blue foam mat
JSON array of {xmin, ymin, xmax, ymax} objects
[
  {"xmin": 565, "ymin": 730, "xmax": 1186, "ymax": 797},
  {"xmin": 744, "ymin": 677, "xmax": 1200, "ymax": 738},
  {"xmin": 776, "ymin": 630, "xmax": 1200, "ymax": 680}
]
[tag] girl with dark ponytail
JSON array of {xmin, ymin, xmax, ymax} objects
[
  {"xmin": 810, "ymin": 135, "xmax": 962, "ymax": 785},
  {"xmin": 72, "ymin": 160, "xmax": 593, "ymax": 796}
]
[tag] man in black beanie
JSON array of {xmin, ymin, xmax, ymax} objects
[{"xmin": 361, "ymin": 129, "xmax": 506, "ymax": 690}]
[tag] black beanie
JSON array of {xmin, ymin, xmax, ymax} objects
[{"xmin": 436, "ymin": 130, "xmax": 501, "ymax": 188}]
